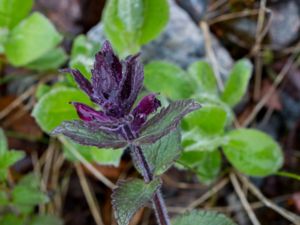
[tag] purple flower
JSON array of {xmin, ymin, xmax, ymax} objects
[{"xmin": 63, "ymin": 41, "xmax": 161, "ymax": 134}]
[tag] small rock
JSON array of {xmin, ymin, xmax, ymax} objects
[
  {"xmin": 269, "ymin": 0, "xmax": 300, "ymax": 48},
  {"xmin": 141, "ymin": 0, "xmax": 233, "ymax": 72}
]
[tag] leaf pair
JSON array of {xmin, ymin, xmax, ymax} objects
[{"xmin": 52, "ymin": 99, "xmax": 200, "ymax": 148}]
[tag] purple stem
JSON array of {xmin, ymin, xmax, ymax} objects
[
  {"xmin": 131, "ymin": 146, "xmax": 171, "ymax": 225},
  {"xmin": 122, "ymin": 125, "xmax": 171, "ymax": 225}
]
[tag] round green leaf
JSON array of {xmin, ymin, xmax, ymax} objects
[
  {"xmin": 223, "ymin": 129, "xmax": 283, "ymax": 176},
  {"xmin": 5, "ymin": 12, "xmax": 62, "ymax": 66},
  {"xmin": 32, "ymin": 87, "xmax": 91, "ymax": 133}
]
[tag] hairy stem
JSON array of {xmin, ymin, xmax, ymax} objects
[
  {"xmin": 122, "ymin": 124, "xmax": 171, "ymax": 225},
  {"xmin": 131, "ymin": 146, "xmax": 171, "ymax": 225}
]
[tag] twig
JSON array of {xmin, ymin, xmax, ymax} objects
[
  {"xmin": 75, "ymin": 163, "xmax": 104, "ymax": 225},
  {"xmin": 0, "ymin": 85, "xmax": 35, "ymax": 120},
  {"xmin": 206, "ymin": 194, "xmax": 292, "ymax": 213},
  {"xmin": 237, "ymin": 173, "xmax": 300, "ymax": 225},
  {"xmin": 180, "ymin": 178, "xmax": 229, "ymax": 213},
  {"xmin": 208, "ymin": 0, "xmax": 228, "ymax": 12},
  {"xmin": 230, "ymin": 173, "xmax": 261, "ymax": 225},
  {"xmin": 253, "ymin": 0, "xmax": 268, "ymax": 100},
  {"xmin": 208, "ymin": 9, "xmax": 259, "ymax": 25},
  {"xmin": 242, "ymin": 56, "xmax": 296, "ymax": 127},
  {"xmin": 200, "ymin": 21, "xmax": 224, "ymax": 91},
  {"xmin": 59, "ymin": 136, "xmax": 116, "ymax": 189}
]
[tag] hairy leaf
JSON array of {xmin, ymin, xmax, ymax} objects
[
  {"xmin": 136, "ymin": 100, "xmax": 200, "ymax": 144},
  {"xmin": 221, "ymin": 59, "xmax": 253, "ymax": 107},
  {"xmin": 222, "ymin": 129, "xmax": 283, "ymax": 176},
  {"xmin": 32, "ymin": 87, "xmax": 91, "ymax": 133},
  {"xmin": 0, "ymin": 0, "xmax": 33, "ymax": 29},
  {"xmin": 139, "ymin": 129, "xmax": 181, "ymax": 175},
  {"xmin": 188, "ymin": 61, "xmax": 218, "ymax": 95},
  {"xmin": 144, "ymin": 61, "xmax": 195, "ymax": 99},
  {"xmin": 173, "ymin": 210, "xmax": 237, "ymax": 225},
  {"xmin": 52, "ymin": 120, "xmax": 127, "ymax": 148},
  {"xmin": 5, "ymin": 12, "xmax": 62, "ymax": 66},
  {"xmin": 112, "ymin": 179, "xmax": 160, "ymax": 225}
]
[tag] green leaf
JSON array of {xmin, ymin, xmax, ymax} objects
[
  {"xmin": 195, "ymin": 94, "xmax": 234, "ymax": 124},
  {"xmin": 112, "ymin": 179, "xmax": 160, "ymax": 225},
  {"xmin": 64, "ymin": 140, "xmax": 123, "ymax": 166},
  {"xmin": 182, "ymin": 129, "xmax": 227, "ymax": 152},
  {"xmin": 144, "ymin": 61, "xmax": 195, "ymax": 100},
  {"xmin": 53, "ymin": 120, "xmax": 127, "ymax": 149},
  {"xmin": 35, "ymin": 84, "xmax": 52, "ymax": 100},
  {"xmin": 0, "ymin": 214, "xmax": 24, "ymax": 225},
  {"xmin": 103, "ymin": 0, "xmax": 169, "ymax": 55},
  {"xmin": 0, "ymin": 191, "xmax": 9, "ymax": 205},
  {"xmin": 221, "ymin": 59, "xmax": 253, "ymax": 107},
  {"xmin": 118, "ymin": 0, "xmax": 144, "ymax": 33},
  {"xmin": 188, "ymin": 61, "xmax": 218, "ymax": 95},
  {"xmin": 173, "ymin": 210, "xmax": 237, "ymax": 225},
  {"xmin": 179, "ymin": 150, "xmax": 221, "ymax": 184},
  {"xmin": 69, "ymin": 35, "xmax": 101, "ymax": 80},
  {"xmin": 222, "ymin": 129, "xmax": 283, "ymax": 176},
  {"xmin": 0, "ymin": 128, "xmax": 8, "ymax": 154},
  {"xmin": 0, "ymin": 28, "xmax": 9, "ymax": 53},
  {"xmin": 5, "ymin": 12, "xmax": 62, "ymax": 66},
  {"xmin": 30, "ymin": 215, "xmax": 63, "ymax": 225},
  {"xmin": 183, "ymin": 105, "xmax": 227, "ymax": 135},
  {"xmin": 0, "ymin": 0, "xmax": 33, "ymax": 29},
  {"xmin": 12, "ymin": 174, "xmax": 49, "ymax": 213},
  {"xmin": 136, "ymin": 100, "xmax": 200, "ymax": 145},
  {"xmin": 32, "ymin": 87, "xmax": 91, "ymax": 133},
  {"xmin": 26, "ymin": 47, "xmax": 67, "ymax": 71},
  {"xmin": 0, "ymin": 150, "xmax": 24, "ymax": 181},
  {"xmin": 0, "ymin": 150, "xmax": 25, "ymax": 168},
  {"xmin": 91, "ymin": 147, "xmax": 123, "ymax": 166},
  {"xmin": 139, "ymin": 129, "xmax": 181, "ymax": 175}
]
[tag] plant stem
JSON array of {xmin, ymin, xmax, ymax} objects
[
  {"xmin": 122, "ymin": 124, "xmax": 171, "ymax": 225},
  {"xmin": 131, "ymin": 145, "xmax": 171, "ymax": 225}
]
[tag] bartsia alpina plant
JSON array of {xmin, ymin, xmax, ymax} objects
[{"xmin": 53, "ymin": 40, "xmax": 200, "ymax": 225}]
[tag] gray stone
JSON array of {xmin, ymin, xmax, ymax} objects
[{"xmin": 269, "ymin": 0, "xmax": 300, "ymax": 48}]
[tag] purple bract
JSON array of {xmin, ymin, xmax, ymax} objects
[{"xmin": 63, "ymin": 41, "xmax": 161, "ymax": 134}]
